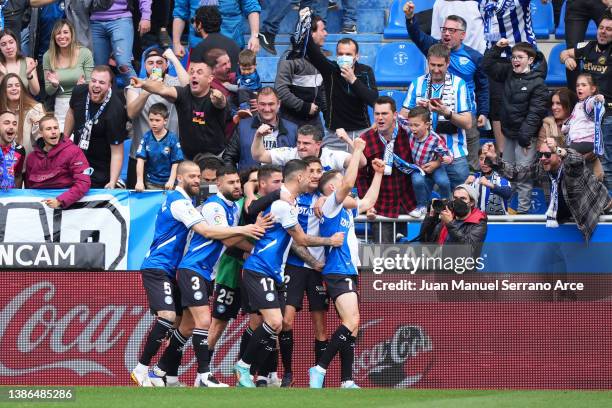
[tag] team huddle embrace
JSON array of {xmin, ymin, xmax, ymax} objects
[{"xmin": 130, "ymin": 136, "xmax": 384, "ymax": 389}]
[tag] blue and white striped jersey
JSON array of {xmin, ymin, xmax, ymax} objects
[
  {"xmin": 319, "ymin": 192, "xmax": 360, "ymax": 276},
  {"xmin": 286, "ymin": 191, "xmax": 325, "ymax": 268}
]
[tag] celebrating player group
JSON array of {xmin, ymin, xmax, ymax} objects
[{"xmin": 130, "ymin": 139, "xmax": 384, "ymax": 389}]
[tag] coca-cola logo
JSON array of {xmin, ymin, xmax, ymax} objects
[
  {"xmin": 354, "ymin": 319, "xmax": 433, "ymax": 387},
  {"xmin": 0, "ymin": 281, "xmax": 247, "ymax": 380}
]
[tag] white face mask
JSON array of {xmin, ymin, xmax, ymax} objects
[{"xmin": 337, "ymin": 55, "xmax": 354, "ymax": 68}]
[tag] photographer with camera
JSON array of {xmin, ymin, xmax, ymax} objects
[{"xmin": 419, "ymin": 184, "xmax": 488, "ymax": 251}]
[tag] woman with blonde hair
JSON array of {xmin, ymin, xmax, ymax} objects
[
  {"xmin": 0, "ymin": 74, "xmax": 46, "ymax": 155},
  {"xmin": 0, "ymin": 29, "xmax": 40, "ymax": 96},
  {"xmin": 43, "ymin": 19, "xmax": 94, "ymax": 130}
]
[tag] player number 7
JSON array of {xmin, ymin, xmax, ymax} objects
[{"xmin": 345, "ymin": 277, "xmax": 353, "ymax": 291}]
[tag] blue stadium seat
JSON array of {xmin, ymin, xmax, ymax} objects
[
  {"xmin": 120, "ymin": 139, "xmax": 132, "ymax": 183},
  {"xmin": 383, "ymin": 0, "xmax": 430, "ymax": 39},
  {"xmin": 374, "ymin": 42, "xmax": 426, "ymax": 87},
  {"xmin": 546, "ymin": 43, "xmax": 567, "ymax": 86},
  {"xmin": 555, "ymin": 2, "xmax": 598, "ymax": 40},
  {"xmin": 379, "ymin": 89, "xmax": 407, "ymax": 109},
  {"xmin": 258, "ymin": 57, "xmax": 280, "ymax": 83},
  {"xmin": 508, "ymin": 188, "xmax": 547, "ymax": 214},
  {"xmin": 530, "ymin": 1, "xmax": 554, "ymax": 39}
]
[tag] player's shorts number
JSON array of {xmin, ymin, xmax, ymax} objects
[
  {"xmin": 163, "ymin": 281, "xmax": 172, "ymax": 295},
  {"xmin": 191, "ymin": 276, "xmax": 200, "ymax": 290},
  {"xmin": 284, "ymin": 274, "xmax": 291, "ymax": 285},
  {"xmin": 260, "ymin": 277, "xmax": 275, "ymax": 291},
  {"xmin": 216, "ymin": 288, "xmax": 234, "ymax": 305},
  {"xmin": 345, "ymin": 277, "xmax": 353, "ymax": 291}
]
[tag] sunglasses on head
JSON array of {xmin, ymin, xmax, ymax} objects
[{"xmin": 537, "ymin": 151, "xmax": 553, "ymax": 159}]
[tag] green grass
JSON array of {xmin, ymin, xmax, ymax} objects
[{"xmin": 1, "ymin": 387, "xmax": 611, "ymax": 408}]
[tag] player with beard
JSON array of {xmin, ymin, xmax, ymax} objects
[
  {"xmin": 309, "ymin": 138, "xmax": 385, "ymax": 388},
  {"xmin": 234, "ymin": 159, "xmax": 345, "ymax": 388},
  {"xmin": 131, "ymin": 161, "xmax": 266, "ymax": 387},
  {"xmin": 278, "ymin": 156, "xmax": 329, "ymax": 387}
]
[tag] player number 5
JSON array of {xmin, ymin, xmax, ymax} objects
[
  {"xmin": 216, "ymin": 288, "xmax": 234, "ymax": 305},
  {"xmin": 163, "ymin": 282, "xmax": 172, "ymax": 295}
]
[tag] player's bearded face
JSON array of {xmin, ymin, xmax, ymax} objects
[
  {"xmin": 180, "ymin": 170, "xmax": 201, "ymax": 196},
  {"xmin": 220, "ymin": 174, "xmax": 243, "ymax": 201}
]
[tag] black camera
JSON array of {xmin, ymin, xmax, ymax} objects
[
  {"xmin": 431, "ymin": 198, "xmax": 454, "ymax": 213},
  {"xmin": 196, "ymin": 182, "xmax": 218, "ymax": 206}
]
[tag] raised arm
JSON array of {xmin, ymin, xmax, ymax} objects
[
  {"xmin": 357, "ymin": 158, "xmax": 385, "ymax": 214},
  {"xmin": 130, "ymin": 76, "xmax": 178, "ymax": 102},
  {"xmin": 336, "ymin": 138, "xmax": 367, "ymax": 204},
  {"xmin": 250, "ymin": 123, "xmax": 274, "ymax": 163},
  {"xmin": 286, "ymin": 222, "xmax": 344, "ymax": 248}
]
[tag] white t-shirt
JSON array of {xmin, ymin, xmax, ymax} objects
[
  {"xmin": 269, "ymin": 147, "xmax": 349, "ymax": 171},
  {"xmin": 432, "ymin": 0, "xmax": 486, "ymax": 54}
]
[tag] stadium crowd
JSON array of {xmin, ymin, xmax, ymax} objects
[{"xmin": 0, "ymin": 0, "xmax": 611, "ymax": 388}]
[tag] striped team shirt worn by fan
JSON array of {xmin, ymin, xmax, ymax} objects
[
  {"xmin": 409, "ymin": 131, "xmax": 451, "ymax": 167},
  {"xmin": 403, "ymin": 74, "xmax": 471, "ymax": 159},
  {"xmin": 478, "ymin": 0, "xmax": 536, "ymax": 48}
]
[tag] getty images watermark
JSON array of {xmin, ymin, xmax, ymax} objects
[{"xmin": 358, "ymin": 244, "xmax": 588, "ymax": 294}]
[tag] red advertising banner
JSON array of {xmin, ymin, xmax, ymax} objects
[{"xmin": 1, "ymin": 272, "xmax": 611, "ymax": 389}]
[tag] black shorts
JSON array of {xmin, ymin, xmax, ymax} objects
[
  {"xmin": 488, "ymin": 75, "xmax": 505, "ymax": 121},
  {"xmin": 212, "ymin": 283, "xmax": 241, "ymax": 321},
  {"xmin": 324, "ymin": 274, "xmax": 359, "ymax": 301},
  {"xmin": 141, "ymin": 268, "xmax": 182, "ymax": 315},
  {"xmin": 242, "ymin": 269, "xmax": 286, "ymax": 312},
  {"xmin": 176, "ymin": 268, "xmax": 214, "ymax": 308},
  {"xmin": 284, "ymin": 264, "xmax": 329, "ymax": 312}
]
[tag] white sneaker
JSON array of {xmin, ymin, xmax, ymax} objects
[
  {"xmin": 130, "ymin": 367, "xmax": 152, "ymax": 387},
  {"xmin": 409, "ymin": 207, "xmax": 427, "ymax": 218},
  {"xmin": 166, "ymin": 380, "xmax": 187, "ymax": 387},
  {"xmin": 267, "ymin": 372, "xmax": 281, "ymax": 387},
  {"xmin": 341, "ymin": 380, "xmax": 361, "ymax": 388},
  {"xmin": 148, "ymin": 366, "xmax": 166, "ymax": 387},
  {"xmin": 197, "ymin": 372, "xmax": 229, "ymax": 388}
]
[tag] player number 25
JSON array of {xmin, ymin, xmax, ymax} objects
[{"xmin": 216, "ymin": 288, "xmax": 234, "ymax": 305}]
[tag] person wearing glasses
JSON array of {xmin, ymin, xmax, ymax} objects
[
  {"xmin": 482, "ymin": 39, "xmax": 548, "ymax": 214},
  {"xmin": 482, "ymin": 140, "xmax": 612, "ymax": 241},
  {"xmin": 404, "ymin": 1, "xmax": 489, "ymax": 172}
]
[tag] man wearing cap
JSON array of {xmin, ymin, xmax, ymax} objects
[
  {"xmin": 419, "ymin": 183, "xmax": 488, "ymax": 258},
  {"xmin": 125, "ymin": 48, "xmax": 189, "ymax": 188}
]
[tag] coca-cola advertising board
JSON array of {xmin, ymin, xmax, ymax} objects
[{"xmin": 1, "ymin": 272, "xmax": 611, "ymax": 389}]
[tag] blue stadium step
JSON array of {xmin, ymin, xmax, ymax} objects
[
  {"xmin": 546, "ymin": 43, "xmax": 567, "ymax": 86},
  {"xmin": 384, "ymin": 0, "xmax": 431, "ymax": 39},
  {"xmin": 272, "ymin": 33, "xmax": 383, "ymax": 44},
  {"xmin": 258, "ymin": 40, "xmax": 382, "ymax": 61},
  {"xmin": 530, "ymin": 1, "xmax": 555, "ymax": 39},
  {"xmin": 555, "ymin": 2, "xmax": 598, "ymax": 40},
  {"xmin": 276, "ymin": 8, "xmax": 386, "ymax": 34},
  {"xmin": 509, "ymin": 188, "xmax": 547, "ymax": 215}
]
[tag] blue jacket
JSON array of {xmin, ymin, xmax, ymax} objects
[
  {"xmin": 173, "ymin": 0, "xmax": 261, "ymax": 49},
  {"xmin": 406, "ymin": 17, "xmax": 489, "ymax": 117},
  {"xmin": 222, "ymin": 115, "xmax": 298, "ymax": 170}
]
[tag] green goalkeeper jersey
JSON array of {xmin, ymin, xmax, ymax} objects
[{"xmin": 214, "ymin": 197, "xmax": 245, "ymax": 289}]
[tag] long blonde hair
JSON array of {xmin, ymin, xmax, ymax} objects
[
  {"xmin": 0, "ymin": 73, "xmax": 41, "ymax": 145},
  {"xmin": 48, "ymin": 20, "xmax": 80, "ymax": 70}
]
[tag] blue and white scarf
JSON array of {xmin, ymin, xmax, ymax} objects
[
  {"xmin": 590, "ymin": 100, "xmax": 606, "ymax": 156},
  {"xmin": 546, "ymin": 164, "xmax": 564, "ymax": 228},
  {"xmin": 379, "ymin": 122, "xmax": 424, "ymax": 176},
  {"xmin": 482, "ymin": 0, "xmax": 514, "ymax": 43}
]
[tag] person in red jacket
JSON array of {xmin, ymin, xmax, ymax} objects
[{"xmin": 25, "ymin": 114, "xmax": 91, "ymax": 208}]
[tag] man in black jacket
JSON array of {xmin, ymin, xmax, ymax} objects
[
  {"xmin": 305, "ymin": 35, "xmax": 378, "ymax": 152},
  {"xmin": 482, "ymin": 39, "xmax": 549, "ymax": 214},
  {"xmin": 275, "ymin": 15, "xmax": 328, "ymax": 131}
]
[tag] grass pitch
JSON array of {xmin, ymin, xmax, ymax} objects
[{"xmin": 1, "ymin": 387, "xmax": 611, "ymax": 408}]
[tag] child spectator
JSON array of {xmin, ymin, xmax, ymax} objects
[
  {"xmin": 401, "ymin": 106, "xmax": 452, "ymax": 218},
  {"xmin": 482, "ymin": 39, "xmax": 548, "ymax": 214},
  {"xmin": 223, "ymin": 49, "xmax": 262, "ymax": 122},
  {"xmin": 466, "ymin": 146, "xmax": 511, "ymax": 215},
  {"xmin": 562, "ymin": 73, "xmax": 606, "ymax": 180},
  {"xmin": 135, "ymin": 103, "xmax": 184, "ymax": 191}
]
